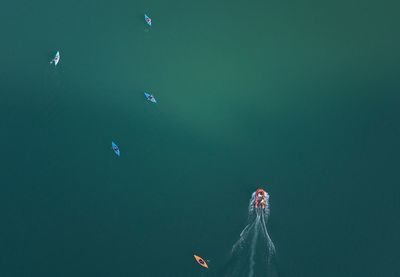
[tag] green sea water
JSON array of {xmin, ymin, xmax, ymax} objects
[{"xmin": 1, "ymin": 0, "xmax": 399, "ymax": 276}]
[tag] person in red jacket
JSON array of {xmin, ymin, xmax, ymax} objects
[{"xmin": 255, "ymin": 189, "xmax": 266, "ymax": 209}]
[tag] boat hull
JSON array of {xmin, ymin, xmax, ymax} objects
[
  {"xmin": 144, "ymin": 14, "xmax": 152, "ymax": 26},
  {"xmin": 111, "ymin": 142, "xmax": 120, "ymax": 156},
  {"xmin": 194, "ymin": 255, "xmax": 208, "ymax": 269}
]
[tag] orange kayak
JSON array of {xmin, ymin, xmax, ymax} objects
[{"xmin": 194, "ymin": 254, "xmax": 208, "ymax": 269}]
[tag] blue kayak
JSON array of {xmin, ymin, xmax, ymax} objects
[
  {"xmin": 144, "ymin": 14, "xmax": 152, "ymax": 26},
  {"xmin": 144, "ymin": 92, "xmax": 157, "ymax": 103},
  {"xmin": 111, "ymin": 141, "xmax": 120, "ymax": 156}
]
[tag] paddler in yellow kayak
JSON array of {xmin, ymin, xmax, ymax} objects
[{"xmin": 194, "ymin": 254, "xmax": 209, "ymax": 269}]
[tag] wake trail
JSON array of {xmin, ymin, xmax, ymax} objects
[
  {"xmin": 222, "ymin": 189, "xmax": 278, "ymax": 277},
  {"xmin": 249, "ymin": 215, "xmax": 260, "ymax": 277}
]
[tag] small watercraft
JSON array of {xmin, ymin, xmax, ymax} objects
[
  {"xmin": 144, "ymin": 14, "xmax": 152, "ymax": 26},
  {"xmin": 111, "ymin": 141, "xmax": 120, "ymax": 156},
  {"xmin": 50, "ymin": 51, "xmax": 60, "ymax": 66},
  {"xmin": 255, "ymin": 188, "xmax": 267, "ymax": 209},
  {"xmin": 144, "ymin": 92, "xmax": 157, "ymax": 103},
  {"xmin": 194, "ymin": 255, "xmax": 208, "ymax": 269}
]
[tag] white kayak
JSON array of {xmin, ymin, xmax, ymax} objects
[
  {"xmin": 144, "ymin": 14, "xmax": 152, "ymax": 26},
  {"xmin": 50, "ymin": 51, "xmax": 60, "ymax": 66},
  {"xmin": 144, "ymin": 92, "xmax": 157, "ymax": 103}
]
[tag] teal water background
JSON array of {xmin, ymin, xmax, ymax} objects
[{"xmin": 1, "ymin": 0, "xmax": 399, "ymax": 276}]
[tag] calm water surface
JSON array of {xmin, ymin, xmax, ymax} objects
[{"xmin": 0, "ymin": 0, "xmax": 399, "ymax": 276}]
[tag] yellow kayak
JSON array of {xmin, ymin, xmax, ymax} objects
[{"xmin": 194, "ymin": 254, "xmax": 208, "ymax": 269}]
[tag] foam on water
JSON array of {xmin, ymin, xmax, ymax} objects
[{"xmin": 222, "ymin": 190, "xmax": 277, "ymax": 277}]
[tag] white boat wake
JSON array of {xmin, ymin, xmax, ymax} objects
[{"xmin": 222, "ymin": 191, "xmax": 278, "ymax": 277}]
